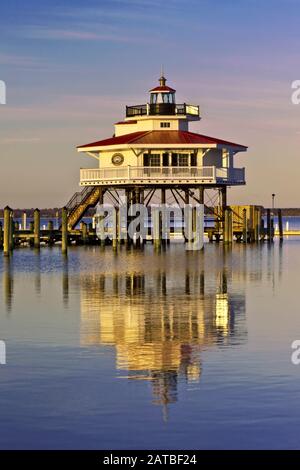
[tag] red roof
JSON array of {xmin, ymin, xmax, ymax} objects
[
  {"xmin": 149, "ymin": 85, "xmax": 176, "ymax": 93},
  {"xmin": 77, "ymin": 130, "xmax": 247, "ymax": 149}
]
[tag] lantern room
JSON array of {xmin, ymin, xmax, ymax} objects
[{"xmin": 149, "ymin": 75, "xmax": 176, "ymax": 115}]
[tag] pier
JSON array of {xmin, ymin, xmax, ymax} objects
[{"xmin": 0, "ymin": 202, "xmax": 281, "ymax": 256}]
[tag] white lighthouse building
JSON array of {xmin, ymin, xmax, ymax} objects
[{"xmin": 68, "ymin": 76, "xmax": 247, "ymax": 230}]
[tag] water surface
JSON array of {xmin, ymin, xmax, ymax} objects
[{"xmin": 0, "ymin": 242, "xmax": 299, "ymax": 449}]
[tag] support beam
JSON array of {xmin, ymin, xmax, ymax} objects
[
  {"xmin": 199, "ymin": 187, "xmax": 204, "ymax": 204},
  {"xmin": 221, "ymin": 186, "xmax": 227, "ymax": 208}
]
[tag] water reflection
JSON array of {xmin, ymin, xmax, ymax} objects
[
  {"xmin": 0, "ymin": 243, "xmax": 285, "ymax": 425},
  {"xmin": 2, "ymin": 257, "xmax": 13, "ymax": 313},
  {"xmin": 79, "ymin": 266, "xmax": 247, "ymax": 415}
]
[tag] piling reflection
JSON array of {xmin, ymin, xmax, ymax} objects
[
  {"xmin": 2, "ymin": 257, "xmax": 13, "ymax": 313},
  {"xmin": 79, "ymin": 267, "xmax": 247, "ymax": 413}
]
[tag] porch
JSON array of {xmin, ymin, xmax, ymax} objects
[{"xmin": 79, "ymin": 166, "xmax": 245, "ymax": 186}]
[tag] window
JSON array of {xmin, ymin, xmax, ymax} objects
[
  {"xmin": 190, "ymin": 153, "xmax": 197, "ymax": 166},
  {"xmin": 171, "ymin": 153, "xmax": 189, "ymax": 166},
  {"xmin": 160, "ymin": 122, "xmax": 170, "ymax": 128},
  {"xmin": 178, "ymin": 154, "xmax": 189, "ymax": 166},
  {"xmin": 162, "ymin": 153, "xmax": 169, "ymax": 166},
  {"xmin": 149, "ymin": 154, "xmax": 160, "ymax": 166}
]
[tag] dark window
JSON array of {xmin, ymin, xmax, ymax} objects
[
  {"xmin": 160, "ymin": 122, "xmax": 170, "ymax": 128},
  {"xmin": 143, "ymin": 153, "xmax": 150, "ymax": 166},
  {"xmin": 162, "ymin": 153, "xmax": 169, "ymax": 166},
  {"xmin": 172, "ymin": 153, "xmax": 178, "ymax": 166},
  {"xmin": 191, "ymin": 153, "xmax": 197, "ymax": 166}
]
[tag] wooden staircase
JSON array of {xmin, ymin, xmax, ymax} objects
[{"xmin": 66, "ymin": 186, "xmax": 101, "ymax": 230}]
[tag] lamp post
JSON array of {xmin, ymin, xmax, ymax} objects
[{"xmin": 272, "ymin": 193, "xmax": 275, "ymax": 212}]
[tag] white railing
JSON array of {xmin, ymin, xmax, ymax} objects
[
  {"xmin": 216, "ymin": 167, "xmax": 245, "ymax": 182},
  {"xmin": 80, "ymin": 166, "xmax": 245, "ymax": 184}
]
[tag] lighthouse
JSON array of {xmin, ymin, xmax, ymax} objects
[{"xmin": 70, "ymin": 76, "xmax": 247, "ymax": 233}]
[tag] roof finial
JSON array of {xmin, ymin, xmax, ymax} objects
[{"xmin": 159, "ymin": 65, "xmax": 166, "ymax": 87}]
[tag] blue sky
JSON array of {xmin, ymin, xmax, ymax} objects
[{"xmin": 0, "ymin": 0, "xmax": 300, "ymax": 206}]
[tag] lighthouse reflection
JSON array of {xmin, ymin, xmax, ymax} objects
[{"xmin": 79, "ymin": 267, "xmax": 247, "ymax": 413}]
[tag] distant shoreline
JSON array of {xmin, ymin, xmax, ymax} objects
[{"xmin": 1, "ymin": 207, "xmax": 300, "ymax": 218}]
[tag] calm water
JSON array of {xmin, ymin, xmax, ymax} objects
[{"xmin": 0, "ymin": 241, "xmax": 300, "ymax": 449}]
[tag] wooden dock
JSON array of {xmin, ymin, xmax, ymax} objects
[{"xmin": 0, "ymin": 203, "xmax": 285, "ymax": 256}]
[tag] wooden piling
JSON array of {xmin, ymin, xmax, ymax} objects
[
  {"xmin": 183, "ymin": 190, "xmax": 189, "ymax": 242},
  {"xmin": 33, "ymin": 208, "xmax": 40, "ymax": 248},
  {"xmin": 0, "ymin": 221, "xmax": 3, "ymax": 249},
  {"xmin": 61, "ymin": 207, "xmax": 68, "ymax": 254},
  {"xmin": 3, "ymin": 206, "xmax": 11, "ymax": 256},
  {"xmin": 186, "ymin": 206, "xmax": 193, "ymax": 248},
  {"xmin": 125, "ymin": 189, "xmax": 132, "ymax": 247},
  {"xmin": 47, "ymin": 220, "xmax": 53, "ymax": 245},
  {"xmin": 224, "ymin": 208, "xmax": 233, "ymax": 243},
  {"xmin": 153, "ymin": 209, "xmax": 161, "ymax": 249},
  {"xmin": 22, "ymin": 212, "xmax": 27, "ymax": 230},
  {"xmin": 81, "ymin": 221, "xmax": 88, "ymax": 244},
  {"xmin": 135, "ymin": 189, "xmax": 141, "ymax": 247},
  {"xmin": 242, "ymin": 208, "xmax": 247, "ymax": 243},
  {"xmin": 267, "ymin": 208, "xmax": 272, "ymax": 242},
  {"xmin": 254, "ymin": 208, "xmax": 260, "ymax": 242},
  {"xmin": 139, "ymin": 189, "xmax": 145, "ymax": 245},
  {"xmin": 224, "ymin": 208, "xmax": 229, "ymax": 243},
  {"xmin": 112, "ymin": 207, "xmax": 118, "ymax": 250},
  {"xmin": 9, "ymin": 212, "xmax": 14, "ymax": 250},
  {"xmin": 278, "ymin": 209, "xmax": 283, "ymax": 241},
  {"xmin": 161, "ymin": 188, "xmax": 167, "ymax": 245}
]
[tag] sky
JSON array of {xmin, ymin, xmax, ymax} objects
[{"xmin": 0, "ymin": 0, "xmax": 300, "ymax": 208}]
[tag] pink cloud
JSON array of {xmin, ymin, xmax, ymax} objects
[
  {"xmin": 22, "ymin": 27, "xmax": 148, "ymax": 44},
  {"xmin": 0, "ymin": 53, "xmax": 41, "ymax": 67}
]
